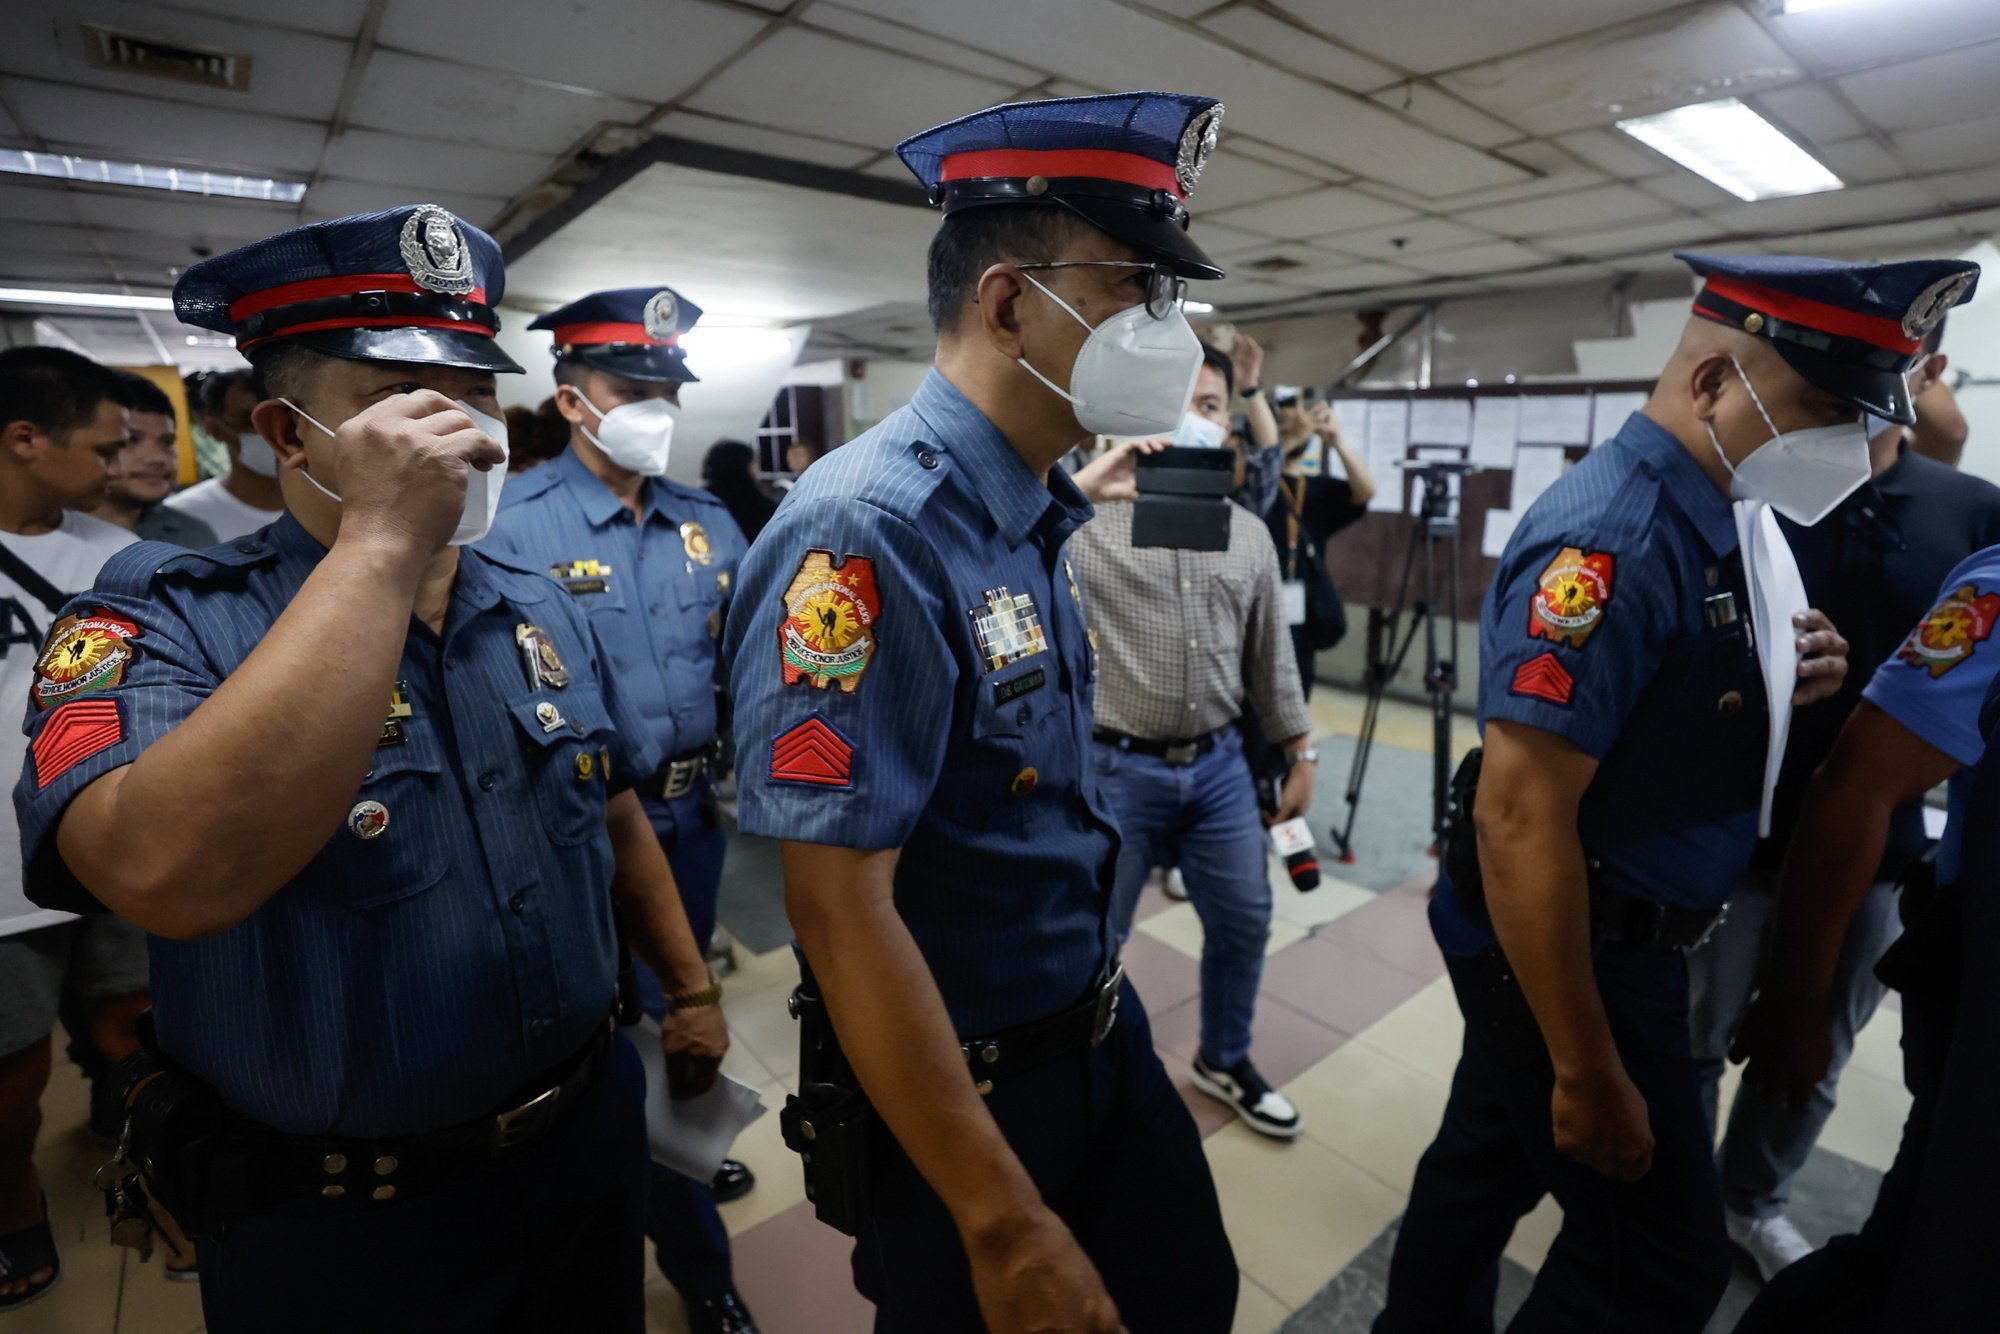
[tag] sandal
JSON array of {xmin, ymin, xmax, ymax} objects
[{"xmin": 0, "ymin": 1193, "xmax": 61, "ymax": 1310}]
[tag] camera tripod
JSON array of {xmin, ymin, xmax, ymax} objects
[{"xmin": 1328, "ymin": 461, "xmax": 1473, "ymax": 864}]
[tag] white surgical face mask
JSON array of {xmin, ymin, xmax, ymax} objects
[
  {"xmin": 575, "ymin": 392, "xmax": 676, "ymax": 476},
  {"xmin": 1014, "ymin": 272, "xmax": 1204, "ymax": 438},
  {"xmin": 1704, "ymin": 358, "xmax": 1870, "ymax": 528},
  {"xmin": 280, "ymin": 396, "xmax": 510, "ymax": 546},
  {"xmin": 1172, "ymin": 410, "xmax": 1227, "ymax": 449},
  {"xmin": 235, "ymin": 431, "xmax": 280, "ymax": 478}
]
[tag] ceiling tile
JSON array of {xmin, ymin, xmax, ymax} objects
[
  {"xmin": 299, "ymin": 180, "xmax": 507, "ymax": 228},
  {"xmin": 1895, "ymin": 115, "xmax": 2000, "ymax": 175},
  {"xmin": 1812, "ymin": 137, "xmax": 1908, "ymax": 187},
  {"xmin": 1534, "ymin": 216, "xmax": 1722, "ymax": 260},
  {"xmin": 0, "ymin": 77, "xmax": 325, "ymax": 175},
  {"xmin": 1197, "ymin": 7, "xmax": 1398, "ymax": 93},
  {"xmin": 1309, "ymin": 216, "xmax": 1494, "ymax": 259},
  {"xmin": 1, "ymin": 0, "xmax": 352, "ymax": 120},
  {"xmin": 1931, "ymin": 164, "xmax": 2000, "ymax": 207},
  {"xmin": 135, "ymin": 0, "xmax": 374, "ymax": 40},
  {"xmin": 1770, "ymin": 1, "xmax": 2000, "ymax": 73},
  {"xmin": 1193, "ymin": 220, "xmax": 1286, "ymax": 256},
  {"xmin": 1784, "ymin": 218, "xmax": 1991, "ymax": 259},
  {"xmin": 1209, "ymin": 185, "xmax": 1418, "ymax": 238},
  {"xmin": 1202, "ymin": 275, "xmax": 1318, "ymax": 309},
  {"xmin": 0, "ymin": 184, "xmax": 82, "ymax": 223},
  {"xmin": 1282, "ymin": 259, "xmax": 1430, "ymax": 291},
  {"xmin": 685, "ymin": 29, "xmax": 1017, "ymax": 157},
  {"xmin": 65, "ymin": 188, "xmax": 302, "ymax": 244},
  {"xmin": 1188, "ymin": 153, "xmax": 1316, "ymax": 211},
  {"xmin": 1839, "ymin": 43, "xmax": 2000, "ymax": 133},
  {"xmin": 1225, "ymin": 140, "xmax": 1351, "ymax": 183},
  {"xmin": 1400, "ymin": 239, "xmax": 1554, "ymax": 277},
  {"xmin": 1365, "ymin": 82, "xmax": 1523, "ymax": 148},
  {"xmin": 1437, "ymin": 5, "xmax": 1801, "ymax": 135},
  {"xmin": 653, "ymin": 112, "xmax": 876, "ymax": 169},
  {"xmin": 349, "ymin": 50, "xmax": 651, "ymax": 156},
  {"xmin": 1632, "ymin": 170, "xmax": 1740, "ymax": 211},
  {"xmin": 804, "ymin": 5, "xmax": 1047, "ymax": 88},
  {"xmin": 1427, "ymin": 139, "xmax": 1612, "ymax": 209},
  {"xmin": 320, "ymin": 129, "xmax": 549, "ymax": 198},
  {"xmin": 1750, "ymin": 83, "xmax": 1867, "ymax": 146},
  {"xmin": 376, "ymin": 0, "xmax": 764, "ymax": 105},
  {"xmin": 1270, "ymin": 0, "xmax": 1689, "ymax": 77},
  {"xmin": 0, "ymin": 252, "xmax": 123, "ymax": 284},
  {"xmin": 1699, "ymin": 178, "xmax": 1945, "ymax": 234},
  {"xmin": 1554, "ymin": 127, "xmax": 1672, "ymax": 179},
  {"xmin": 1456, "ymin": 183, "xmax": 1666, "ymax": 236}
]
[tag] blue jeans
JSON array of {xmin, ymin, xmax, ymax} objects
[
  {"xmin": 1096, "ymin": 729, "xmax": 1271, "ymax": 1070},
  {"xmin": 635, "ymin": 780, "xmax": 734, "ymax": 1303}
]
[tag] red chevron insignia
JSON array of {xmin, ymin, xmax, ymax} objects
[
  {"xmin": 32, "ymin": 697, "xmax": 123, "ymax": 788},
  {"xmin": 1511, "ymin": 653, "xmax": 1574, "ymax": 707},
  {"xmin": 770, "ymin": 715, "xmax": 855, "ymax": 788}
]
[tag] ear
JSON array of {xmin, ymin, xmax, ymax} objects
[
  {"xmin": 0, "ymin": 418, "xmax": 42, "ymax": 463},
  {"xmin": 1688, "ymin": 352, "xmax": 1733, "ymax": 422},
  {"xmin": 553, "ymin": 382, "xmax": 593, "ymax": 427},
  {"xmin": 249, "ymin": 399, "xmax": 310, "ymax": 468},
  {"xmin": 1919, "ymin": 351, "xmax": 1949, "ymax": 394},
  {"xmin": 973, "ymin": 263, "xmax": 1031, "ymax": 360}
]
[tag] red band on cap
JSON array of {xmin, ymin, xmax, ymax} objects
[
  {"xmin": 939, "ymin": 148, "xmax": 1181, "ymax": 198},
  {"xmin": 1698, "ymin": 275, "xmax": 1920, "ymax": 355},
  {"xmin": 228, "ymin": 273, "xmax": 489, "ymax": 322},
  {"xmin": 237, "ymin": 314, "xmax": 498, "ymax": 352},
  {"xmin": 551, "ymin": 321, "xmax": 678, "ymax": 348}
]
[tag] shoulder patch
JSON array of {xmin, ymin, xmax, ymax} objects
[
  {"xmin": 1511, "ymin": 652, "xmax": 1574, "ymax": 706},
  {"xmin": 32, "ymin": 697, "xmax": 123, "ymax": 788},
  {"xmin": 770, "ymin": 713, "xmax": 855, "ymax": 788},
  {"xmin": 1528, "ymin": 548, "xmax": 1614, "ymax": 649},
  {"xmin": 1897, "ymin": 583, "xmax": 2000, "ymax": 678},
  {"xmin": 779, "ymin": 550, "xmax": 881, "ymax": 693},
  {"xmin": 32, "ymin": 609, "xmax": 138, "ymax": 711}
]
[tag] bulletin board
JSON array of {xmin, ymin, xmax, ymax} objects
[{"xmin": 1312, "ymin": 380, "xmax": 1658, "ymax": 621}]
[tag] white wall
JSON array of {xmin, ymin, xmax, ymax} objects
[
  {"xmin": 842, "ymin": 358, "xmax": 932, "ymax": 441},
  {"xmin": 1939, "ymin": 242, "xmax": 2000, "ymax": 487}
]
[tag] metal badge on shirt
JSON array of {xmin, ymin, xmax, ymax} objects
[
  {"xmin": 515, "ymin": 623, "xmax": 570, "ymax": 690},
  {"xmin": 552, "ymin": 559, "xmax": 612, "ymax": 596},
  {"xmin": 969, "ymin": 587, "xmax": 1046, "ymax": 673},
  {"xmin": 681, "ymin": 521, "xmax": 713, "ymax": 567},
  {"xmin": 379, "ymin": 680, "xmax": 414, "ymax": 747}
]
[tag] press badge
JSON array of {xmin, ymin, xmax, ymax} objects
[{"xmin": 1282, "ymin": 580, "xmax": 1309, "ymax": 627}]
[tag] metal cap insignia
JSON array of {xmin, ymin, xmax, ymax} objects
[
  {"xmin": 643, "ymin": 290, "xmax": 678, "ymax": 340},
  {"xmin": 1176, "ymin": 104, "xmax": 1223, "ymax": 197},
  {"xmin": 399, "ymin": 204, "xmax": 476, "ymax": 296},
  {"xmin": 1904, "ymin": 271, "xmax": 1974, "ymax": 339}
]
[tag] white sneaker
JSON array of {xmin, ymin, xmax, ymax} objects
[
  {"xmin": 1191, "ymin": 1055, "xmax": 1301, "ymax": 1139},
  {"xmin": 1726, "ymin": 1209, "xmax": 1815, "ymax": 1282},
  {"xmin": 1162, "ymin": 867, "xmax": 1189, "ymax": 901}
]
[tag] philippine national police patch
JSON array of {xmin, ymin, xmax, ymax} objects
[
  {"xmin": 32, "ymin": 609, "xmax": 138, "ymax": 711},
  {"xmin": 780, "ymin": 551, "xmax": 881, "ymax": 692},
  {"xmin": 1528, "ymin": 548, "xmax": 1614, "ymax": 649},
  {"xmin": 1897, "ymin": 583, "xmax": 2000, "ymax": 678}
]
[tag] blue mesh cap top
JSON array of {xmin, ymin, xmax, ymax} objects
[
  {"xmin": 896, "ymin": 91, "xmax": 1226, "ymax": 280},
  {"xmin": 526, "ymin": 286, "xmax": 705, "ymax": 384},
  {"xmin": 172, "ymin": 204, "xmax": 523, "ymax": 375},
  {"xmin": 1677, "ymin": 251, "xmax": 1978, "ymax": 424}
]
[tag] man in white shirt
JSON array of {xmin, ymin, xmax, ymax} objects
[
  {"xmin": 0, "ymin": 347, "xmax": 151, "ymax": 1308},
  {"xmin": 161, "ymin": 369, "xmax": 282, "ymax": 541}
]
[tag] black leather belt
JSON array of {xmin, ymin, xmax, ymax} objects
[
  {"xmin": 1591, "ymin": 884, "xmax": 1727, "ymax": 952},
  {"xmin": 1093, "ymin": 727, "xmax": 1225, "ymax": 766},
  {"xmin": 644, "ymin": 743, "xmax": 716, "ymax": 801},
  {"xmin": 958, "ymin": 962, "xmax": 1124, "ymax": 1093}
]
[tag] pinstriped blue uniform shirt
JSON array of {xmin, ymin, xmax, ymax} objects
[
  {"xmin": 723, "ymin": 369, "xmax": 1121, "ymax": 1036},
  {"xmin": 14, "ymin": 514, "xmax": 659, "ymax": 1137},
  {"xmin": 1432, "ymin": 413, "xmax": 1768, "ymax": 956},
  {"xmin": 482, "ymin": 448, "xmax": 747, "ymax": 763}
]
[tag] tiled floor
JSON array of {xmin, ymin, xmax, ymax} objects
[{"xmin": 24, "ymin": 691, "xmax": 1913, "ymax": 1332}]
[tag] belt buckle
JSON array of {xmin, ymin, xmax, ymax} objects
[
  {"xmin": 660, "ymin": 757, "xmax": 702, "ymax": 800},
  {"xmin": 1091, "ymin": 962, "xmax": 1124, "ymax": 1045},
  {"xmin": 490, "ymin": 1084, "xmax": 560, "ymax": 1155},
  {"xmin": 1163, "ymin": 742, "xmax": 1197, "ymax": 766}
]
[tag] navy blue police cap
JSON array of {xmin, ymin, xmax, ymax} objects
[
  {"xmin": 527, "ymin": 286, "xmax": 703, "ymax": 384},
  {"xmin": 173, "ymin": 204, "xmax": 522, "ymax": 375},
  {"xmin": 1677, "ymin": 251, "xmax": 1978, "ymax": 425},
  {"xmin": 896, "ymin": 91, "xmax": 1226, "ymax": 281}
]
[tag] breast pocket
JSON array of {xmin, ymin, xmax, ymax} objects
[
  {"xmin": 946, "ymin": 659, "xmax": 1063, "ymax": 832},
  {"xmin": 508, "ymin": 687, "xmax": 617, "ymax": 846},
  {"xmin": 1206, "ymin": 571, "xmax": 1251, "ymax": 666},
  {"xmin": 321, "ymin": 739, "xmax": 451, "ymax": 912},
  {"xmin": 1672, "ymin": 622, "xmax": 1767, "ymax": 761}
]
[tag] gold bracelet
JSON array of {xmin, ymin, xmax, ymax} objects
[{"xmin": 665, "ymin": 972, "xmax": 722, "ymax": 1012}]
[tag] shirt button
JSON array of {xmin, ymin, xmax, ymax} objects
[
  {"xmin": 478, "ymin": 771, "xmax": 497, "ymax": 791},
  {"xmin": 1188, "ymin": 639, "xmax": 1198, "ymax": 648},
  {"xmin": 1181, "ymin": 580, "xmax": 1190, "ymax": 591},
  {"xmin": 916, "ymin": 447, "xmax": 939, "ymax": 470},
  {"xmin": 529, "ymin": 1018, "xmax": 548, "ymax": 1037},
  {"xmin": 445, "ymin": 657, "xmax": 459, "ymax": 671},
  {"xmin": 509, "ymin": 891, "xmax": 525, "ymax": 916},
  {"xmin": 650, "ymin": 604, "xmax": 663, "ymax": 615},
  {"xmin": 1187, "ymin": 703, "xmax": 1197, "ymax": 712}
]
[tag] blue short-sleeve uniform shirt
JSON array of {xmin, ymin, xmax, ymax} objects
[
  {"xmin": 723, "ymin": 370, "xmax": 1120, "ymax": 1035},
  {"xmin": 14, "ymin": 514, "xmax": 660, "ymax": 1137},
  {"xmin": 1433, "ymin": 413, "xmax": 1768, "ymax": 955},
  {"xmin": 482, "ymin": 447, "xmax": 748, "ymax": 762}
]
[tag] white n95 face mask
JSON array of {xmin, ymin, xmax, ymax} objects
[
  {"xmin": 236, "ymin": 431, "xmax": 281, "ymax": 477},
  {"xmin": 575, "ymin": 394, "xmax": 676, "ymax": 476},
  {"xmin": 1015, "ymin": 272, "xmax": 1204, "ymax": 438},
  {"xmin": 1172, "ymin": 411, "xmax": 1228, "ymax": 449},
  {"xmin": 1705, "ymin": 358, "xmax": 1870, "ymax": 528},
  {"xmin": 281, "ymin": 397, "xmax": 510, "ymax": 546}
]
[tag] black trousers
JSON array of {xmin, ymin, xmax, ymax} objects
[
  {"xmin": 1378, "ymin": 944, "xmax": 1732, "ymax": 1333},
  {"xmin": 196, "ymin": 1035, "xmax": 648, "ymax": 1334},
  {"xmin": 849, "ymin": 980, "xmax": 1238, "ymax": 1332}
]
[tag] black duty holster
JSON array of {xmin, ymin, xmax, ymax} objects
[
  {"xmin": 113, "ymin": 1022, "xmax": 251, "ymax": 1239},
  {"xmin": 781, "ymin": 975, "xmax": 875, "ymax": 1236}
]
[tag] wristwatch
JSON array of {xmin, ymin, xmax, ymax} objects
[
  {"xmin": 665, "ymin": 973, "xmax": 723, "ymax": 1012},
  {"xmin": 1289, "ymin": 747, "xmax": 1320, "ymax": 767},
  {"xmin": 1241, "ymin": 384, "xmax": 1263, "ymax": 399}
]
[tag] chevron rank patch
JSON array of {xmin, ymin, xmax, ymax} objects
[
  {"xmin": 770, "ymin": 713, "xmax": 855, "ymax": 789},
  {"xmin": 32, "ymin": 697, "xmax": 123, "ymax": 788},
  {"xmin": 1511, "ymin": 652, "xmax": 1574, "ymax": 707}
]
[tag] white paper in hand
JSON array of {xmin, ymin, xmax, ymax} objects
[
  {"xmin": 1734, "ymin": 501, "xmax": 1808, "ymax": 838},
  {"xmin": 632, "ymin": 1019, "xmax": 767, "ymax": 1181}
]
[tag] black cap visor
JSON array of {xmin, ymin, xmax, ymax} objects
[
  {"xmin": 1768, "ymin": 338, "xmax": 1915, "ymax": 426},
  {"xmin": 1054, "ymin": 195, "xmax": 1224, "ymax": 281},
  {"xmin": 565, "ymin": 344, "xmax": 699, "ymax": 385},
  {"xmin": 282, "ymin": 326, "xmax": 524, "ymax": 375}
]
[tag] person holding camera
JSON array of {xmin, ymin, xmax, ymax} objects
[{"xmin": 1267, "ymin": 390, "xmax": 1376, "ymax": 696}]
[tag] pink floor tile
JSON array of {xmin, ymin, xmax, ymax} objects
[
  {"xmin": 1260, "ymin": 931, "xmax": 1433, "ymax": 1039},
  {"xmin": 1160, "ymin": 1050, "xmax": 1238, "ymax": 1138},
  {"xmin": 730, "ymin": 1201, "xmax": 876, "ymax": 1332},
  {"xmin": 1245, "ymin": 996, "xmax": 1350, "ymax": 1089},
  {"xmin": 1132, "ymin": 876, "xmax": 1175, "ymax": 925},
  {"xmin": 1315, "ymin": 885, "xmax": 1448, "ymax": 982},
  {"xmin": 1122, "ymin": 930, "xmax": 1202, "ymax": 1016}
]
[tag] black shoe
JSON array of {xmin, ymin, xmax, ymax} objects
[
  {"xmin": 688, "ymin": 1289, "xmax": 759, "ymax": 1334},
  {"xmin": 1191, "ymin": 1054, "xmax": 1302, "ymax": 1139},
  {"xmin": 709, "ymin": 1158, "xmax": 755, "ymax": 1203}
]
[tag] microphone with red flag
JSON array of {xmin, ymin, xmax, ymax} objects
[{"xmin": 1269, "ymin": 816, "xmax": 1320, "ymax": 892}]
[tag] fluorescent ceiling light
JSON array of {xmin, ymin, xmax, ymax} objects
[
  {"xmin": 1183, "ymin": 300, "xmax": 1216, "ymax": 314},
  {"xmin": 0, "ymin": 148, "xmax": 306, "ymax": 203},
  {"xmin": 1617, "ymin": 98, "xmax": 1842, "ymax": 202},
  {"xmin": 1781, "ymin": 0, "xmax": 1868, "ymax": 11},
  {"xmin": 0, "ymin": 286, "xmax": 174, "ymax": 311},
  {"xmin": 680, "ymin": 326, "xmax": 794, "ymax": 358}
]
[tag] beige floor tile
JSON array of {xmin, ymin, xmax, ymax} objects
[
  {"xmin": 1502, "ymin": 1194, "xmax": 1565, "ymax": 1273},
  {"xmin": 1846, "ymin": 1003, "xmax": 1903, "ymax": 1085},
  {"xmin": 644, "ymin": 1276, "xmax": 695, "ymax": 1333},
  {"xmin": 724, "ymin": 943, "xmax": 801, "ymax": 1003},
  {"xmin": 1137, "ymin": 901, "xmax": 1310, "ymax": 963},
  {"xmin": 1814, "ymin": 1065, "xmax": 1911, "ymax": 1174},
  {"xmin": 110, "ymin": 1257, "xmax": 209, "ymax": 1334},
  {"xmin": 1233, "ymin": 1270, "xmax": 1294, "ymax": 1334},
  {"xmin": 1351, "ymin": 977, "xmax": 1465, "ymax": 1085},
  {"xmin": 1204, "ymin": 1123, "xmax": 1407, "ymax": 1308},
  {"xmin": 728, "ymin": 985, "xmax": 804, "ymax": 1084},
  {"xmin": 717, "ymin": 1080, "xmax": 808, "ymax": 1237},
  {"xmin": 719, "ymin": 1022, "xmax": 777, "ymax": 1090},
  {"xmin": 1271, "ymin": 875, "xmax": 1375, "ymax": 932},
  {"xmin": 1286, "ymin": 1039, "xmax": 1450, "ymax": 1195}
]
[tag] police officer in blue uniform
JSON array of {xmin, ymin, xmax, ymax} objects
[
  {"xmin": 724, "ymin": 92, "xmax": 1238, "ymax": 1331},
  {"xmin": 11, "ymin": 205, "xmax": 728, "ymax": 1333},
  {"xmin": 481, "ymin": 287, "xmax": 758, "ymax": 1334},
  {"xmin": 1372, "ymin": 252, "xmax": 1984, "ymax": 1332}
]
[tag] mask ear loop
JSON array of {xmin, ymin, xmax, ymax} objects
[
  {"xmin": 1013, "ymin": 269, "xmax": 1096, "ymax": 410},
  {"xmin": 278, "ymin": 398, "xmax": 344, "ymax": 504}
]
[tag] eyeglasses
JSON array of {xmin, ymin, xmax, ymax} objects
[{"xmin": 1015, "ymin": 261, "xmax": 1189, "ymax": 320}]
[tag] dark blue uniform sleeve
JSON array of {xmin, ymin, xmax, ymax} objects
[
  {"xmin": 1479, "ymin": 527, "xmax": 1677, "ymax": 760},
  {"xmin": 1863, "ymin": 546, "xmax": 2000, "ymax": 767},
  {"xmin": 726, "ymin": 495, "xmax": 956, "ymax": 850},
  {"xmin": 15, "ymin": 547, "xmax": 221, "ymax": 907}
]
